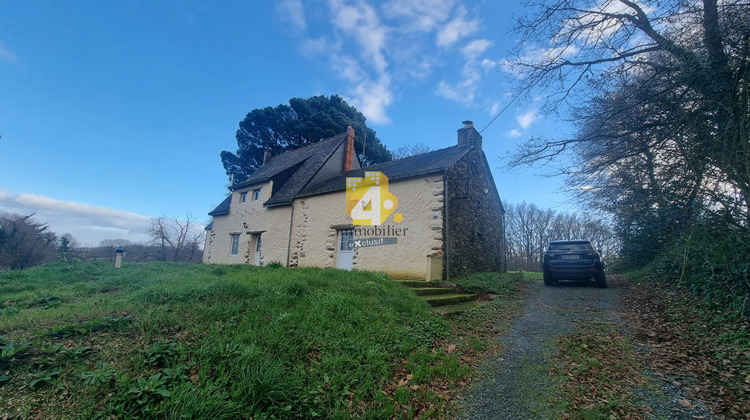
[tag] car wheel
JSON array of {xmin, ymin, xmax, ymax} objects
[
  {"xmin": 595, "ymin": 273, "xmax": 607, "ymax": 288},
  {"xmin": 543, "ymin": 272, "xmax": 553, "ymax": 286}
]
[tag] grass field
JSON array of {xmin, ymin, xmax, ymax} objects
[{"xmin": 0, "ymin": 262, "xmax": 525, "ymax": 419}]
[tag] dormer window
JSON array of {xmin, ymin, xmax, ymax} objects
[
  {"xmin": 240, "ymin": 192, "xmax": 248, "ymax": 203},
  {"xmin": 252, "ymin": 189, "xmax": 261, "ymax": 201}
]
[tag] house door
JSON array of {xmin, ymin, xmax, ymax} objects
[
  {"xmin": 336, "ymin": 229, "xmax": 354, "ymax": 270},
  {"xmin": 253, "ymin": 234, "xmax": 262, "ymax": 266}
]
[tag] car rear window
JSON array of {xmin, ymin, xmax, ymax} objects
[{"xmin": 548, "ymin": 242, "xmax": 593, "ymax": 250}]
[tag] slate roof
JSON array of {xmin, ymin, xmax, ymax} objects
[
  {"xmin": 209, "ymin": 133, "xmax": 471, "ymax": 216},
  {"xmin": 298, "ymin": 145, "xmax": 469, "ymax": 198},
  {"xmin": 208, "ymin": 195, "xmax": 232, "ymax": 216},
  {"xmin": 232, "ymin": 133, "xmax": 348, "ymax": 207}
]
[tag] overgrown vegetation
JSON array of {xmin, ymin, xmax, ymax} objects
[
  {"xmin": 0, "ymin": 212, "xmax": 58, "ymax": 271},
  {"xmin": 505, "ymin": 0, "xmax": 750, "ymax": 318},
  {"xmin": 0, "ymin": 262, "xmax": 525, "ymax": 418}
]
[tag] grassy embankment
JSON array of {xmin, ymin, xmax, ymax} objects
[{"xmin": 0, "ymin": 262, "xmax": 526, "ymax": 419}]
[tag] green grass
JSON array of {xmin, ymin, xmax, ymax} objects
[
  {"xmin": 0, "ymin": 261, "xmax": 451, "ymax": 419},
  {"xmin": 448, "ymin": 271, "xmax": 530, "ymax": 296}
]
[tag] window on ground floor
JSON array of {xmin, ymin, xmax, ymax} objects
[{"xmin": 230, "ymin": 234, "xmax": 240, "ymax": 256}]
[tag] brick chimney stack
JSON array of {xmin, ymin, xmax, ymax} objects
[
  {"xmin": 344, "ymin": 126, "xmax": 355, "ymax": 172},
  {"xmin": 457, "ymin": 120, "xmax": 482, "ymax": 149},
  {"xmin": 262, "ymin": 148, "xmax": 272, "ymax": 166}
]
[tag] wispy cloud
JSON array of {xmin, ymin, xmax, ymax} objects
[
  {"xmin": 435, "ymin": 38, "xmax": 494, "ymax": 106},
  {"xmin": 348, "ymin": 75, "xmax": 393, "ymax": 124},
  {"xmin": 516, "ymin": 109, "xmax": 539, "ymax": 129},
  {"xmin": 281, "ymin": 1, "xmax": 496, "ymax": 124},
  {"xmin": 507, "ymin": 129, "xmax": 522, "ymax": 137},
  {"xmin": 0, "ymin": 41, "xmax": 19, "ymax": 64},
  {"xmin": 489, "ymin": 101, "xmax": 500, "ymax": 115},
  {"xmin": 329, "ymin": 0, "xmax": 389, "ymax": 74},
  {"xmin": 0, "ymin": 190, "xmax": 153, "ymax": 246},
  {"xmin": 277, "ymin": 0, "xmax": 307, "ymax": 31},
  {"xmin": 382, "ymin": 0, "xmax": 455, "ymax": 33},
  {"xmin": 436, "ymin": 6, "xmax": 479, "ymax": 47}
]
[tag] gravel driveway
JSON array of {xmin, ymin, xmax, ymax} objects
[{"xmin": 456, "ymin": 280, "xmax": 621, "ymax": 419}]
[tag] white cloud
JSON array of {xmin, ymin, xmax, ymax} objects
[
  {"xmin": 0, "ymin": 190, "xmax": 153, "ymax": 246},
  {"xmin": 481, "ymin": 57, "xmax": 498, "ymax": 71},
  {"xmin": 382, "ymin": 0, "xmax": 455, "ymax": 33},
  {"xmin": 285, "ymin": 1, "xmax": 497, "ymax": 124},
  {"xmin": 277, "ymin": 0, "xmax": 307, "ymax": 31},
  {"xmin": 348, "ymin": 75, "xmax": 393, "ymax": 125},
  {"xmin": 462, "ymin": 39, "xmax": 492, "ymax": 60},
  {"xmin": 331, "ymin": 54, "xmax": 366, "ymax": 84},
  {"xmin": 328, "ymin": 0, "xmax": 389, "ymax": 74},
  {"xmin": 507, "ymin": 129, "xmax": 522, "ymax": 137},
  {"xmin": 0, "ymin": 40, "xmax": 19, "ymax": 63},
  {"xmin": 489, "ymin": 101, "xmax": 500, "ymax": 115},
  {"xmin": 436, "ymin": 6, "xmax": 479, "ymax": 47},
  {"xmin": 434, "ymin": 38, "xmax": 492, "ymax": 106},
  {"xmin": 299, "ymin": 36, "xmax": 331, "ymax": 58},
  {"xmin": 435, "ymin": 80, "xmax": 466, "ymax": 104},
  {"xmin": 516, "ymin": 109, "xmax": 539, "ymax": 129}
]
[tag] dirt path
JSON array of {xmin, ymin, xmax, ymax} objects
[
  {"xmin": 456, "ymin": 278, "xmax": 718, "ymax": 419},
  {"xmin": 456, "ymin": 280, "xmax": 621, "ymax": 419}
]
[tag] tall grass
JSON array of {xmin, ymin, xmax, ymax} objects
[{"xmin": 0, "ymin": 262, "xmax": 448, "ymax": 418}]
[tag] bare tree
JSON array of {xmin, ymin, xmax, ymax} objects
[
  {"xmin": 148, "ymin": 214, "xmax": 205, "ymax": 263},
  {"xmin": 392, "ymin": 142, "xmax": 432, "ymax": 160},
  {"xmin": 506, "ymin": 0, "xmax": 749, "ymax": 219},
  {"xmin": 504, "ymin": 202, "xmax": 617, "ymax": 270}
]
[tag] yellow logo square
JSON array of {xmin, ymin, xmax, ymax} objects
[{"xmin": 346, "ymin": 171, "xmax": 401, "ymax": 225}]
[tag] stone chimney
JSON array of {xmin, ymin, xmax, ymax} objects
[
  {"xmin": 262, "ymin": 148, "xmax": 272, "ymax": 166},
  {"xmin": 457, "ymin": 120, "xmax": 482, "ymax": 149},
  {"xmin": 344, "ymin": 126, "xmax": 355, "ymax": 172}
]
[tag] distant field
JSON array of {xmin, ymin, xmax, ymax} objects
[{"xmin": 0, "ymin": 262, "xmax": 526, "ymax": 419}]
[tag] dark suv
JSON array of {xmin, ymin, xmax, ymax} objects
[{"xmin": 542, "ymin": 240, "xmax": 606, "ymax": 288}]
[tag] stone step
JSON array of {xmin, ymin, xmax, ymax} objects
[
  {"xmin": 393, "ymin": 279, "xmax": 432, "ymax": 288},
  {"xmin": 412, "ymin": 287, "xmax": 454, "ymax": 296},
  {"xmin": 433, "ymin": 301, "xmax": 483, "ymax": 318},
  {"xmin": 422, "ymin": 293, "xmax": 477, "ymax": 307}
]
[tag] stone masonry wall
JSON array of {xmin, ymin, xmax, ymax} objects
[
  {"xmin": 445, "ymin": 149, "xmax": 505, "ymax": 277},
  {"xmin": 291, "ymin": 174, "xmax": 444, "ymax": 278}
]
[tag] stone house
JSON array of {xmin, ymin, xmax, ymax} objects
[{"xmin": 203, "ymin": 122, "xmax": 505, "ymax": 280}]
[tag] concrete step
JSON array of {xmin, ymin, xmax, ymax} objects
[
  {"xmin": 423, "ymin": 293, "xmax": 477, "ymax": 307},
  {"xmin": 433, "ymin": 301, "xmax": 483, "ymax": 318},
  {"xmin": 412, "ymin": 287, "xmax": 454, "ymax": 296}
]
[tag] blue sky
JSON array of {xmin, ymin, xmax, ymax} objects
[{"xmin": 0, "ymin": 0, "xmax": 575, "ymax": 246}]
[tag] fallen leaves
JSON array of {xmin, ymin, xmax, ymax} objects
[{"xmin": 621, "ymin": 277, "xmax": 750, "ymax": 417}]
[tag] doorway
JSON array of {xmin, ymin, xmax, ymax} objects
[{"xmin": 336, "ymin": 229, "xmax": 354, "ymax": 270}]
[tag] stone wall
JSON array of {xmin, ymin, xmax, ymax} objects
[
  {"xmin": 445, "ymin": 149, "xmax": 505, "ymax": 277},
  {"xmin": 289, "ymin": 174, "xmax": 445, "ymax": 278}
]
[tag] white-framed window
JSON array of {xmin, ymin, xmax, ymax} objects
[
  {"xmin": 240, "ymin": 192, "xmax": 248, "ymax": 203},
  {"xmin": 252, "ymin": 189, "xmax": 261, "ymax": 201},
  {"xmin": 230, "ymin": 234, "xmax": 240, "ymax": 256},
  {"xmin": 255, "ymin": 234, "xmax": 262, "ymax": 252},
  {"xmin": 339, "ymin": 229, "xmax": 354, "ymax": 251}
]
